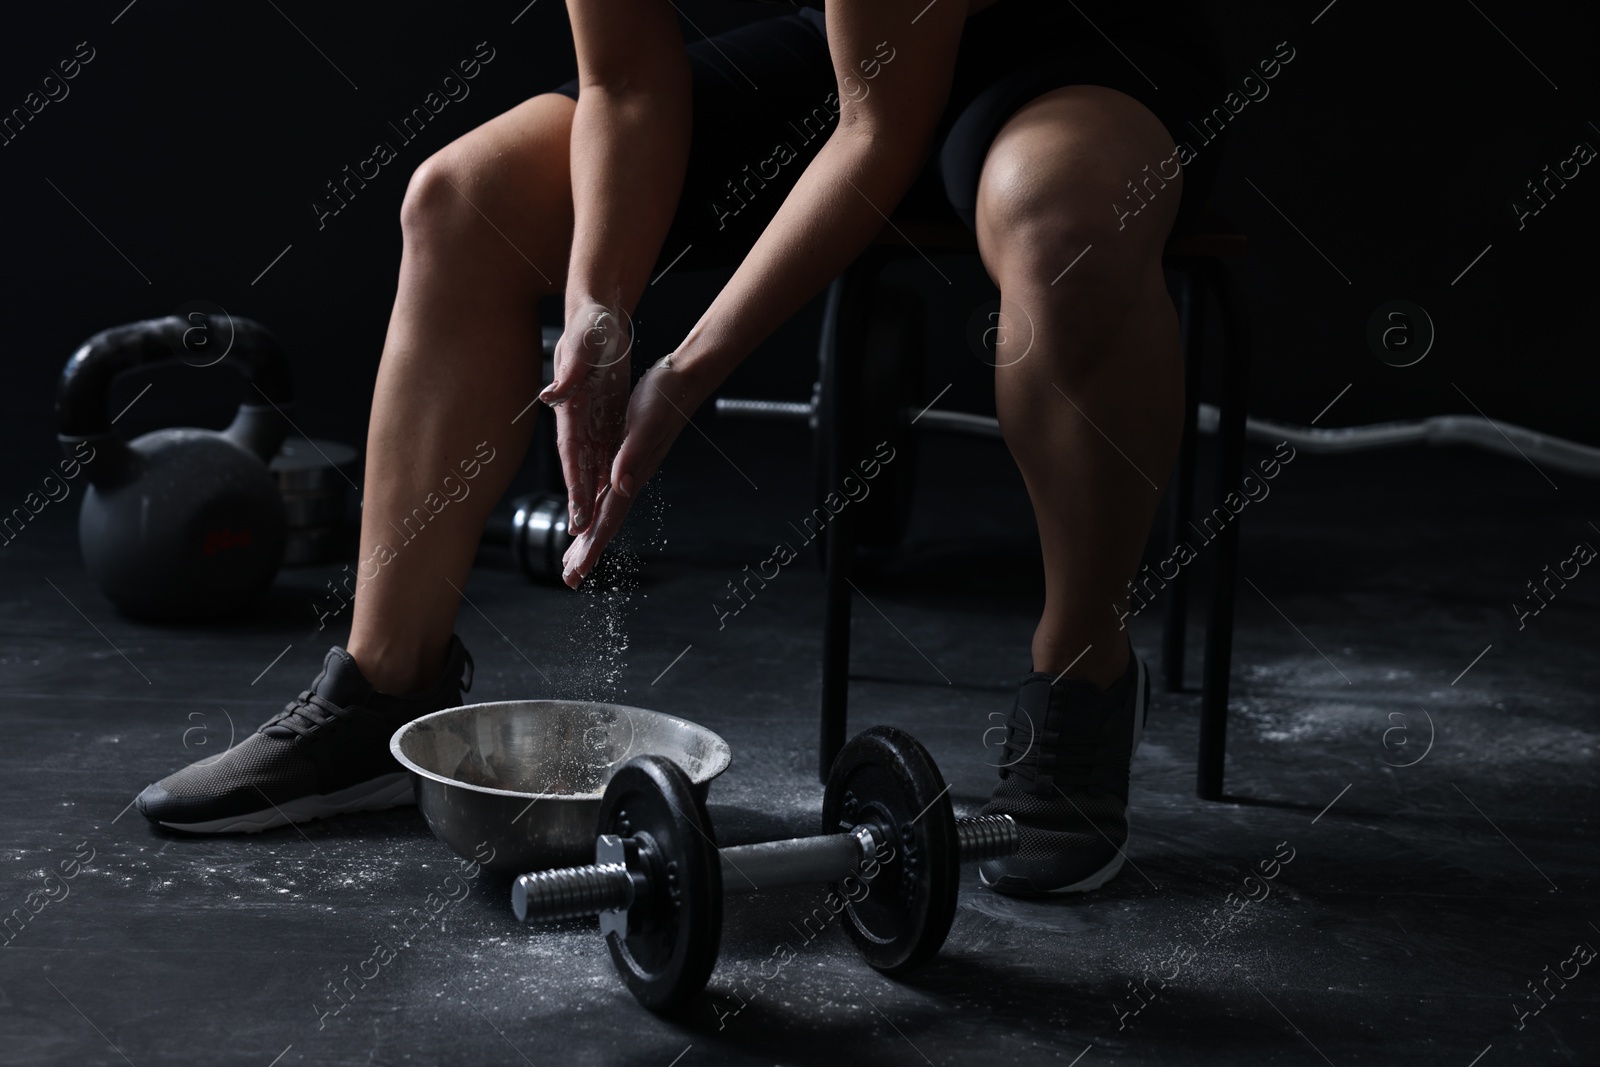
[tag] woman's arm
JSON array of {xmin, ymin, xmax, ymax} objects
[
  {"xmin": 561, "ymin": 0, "xmax": 691, "ymax": 315},
  {"xmin": 541, "ymin": 0, "xmax": 692, "ymax": 534},
  {"xmin": 560, "ymin": 0, "xmax": 969, "ymax": 583},
  {"xmin": 667, "ymin": 0, "xmax": 968, "ymax": 403}
]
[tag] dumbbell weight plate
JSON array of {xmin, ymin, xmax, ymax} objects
[
  {"xmin": 596, "ymin": 755, "xmax": 722, "ymax": 1012},
  {"xmin": 820, "ymin": 725, "xmax": 959, "ymax": 974}
]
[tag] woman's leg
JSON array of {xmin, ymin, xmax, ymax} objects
[
  {"xmin": 135, "ymin": 98, "xmax": 580, "ymax": 831},
  {"xmin": 975, "ymin": 85, "xmax": 1185, "ymax": 687},
  {"xmin": 974, "ymin": 84, "xmax": 1185, "ymax": 894},
  {"xmin": 345, "ymin": 93, "xmax": 577, "ymax": 695}
]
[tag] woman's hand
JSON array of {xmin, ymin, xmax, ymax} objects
[
  {"xmin": 559, "ymin": 354, "xmax": 701, "ymax": 588},
  {"xmin": 539, "ymin": 301, "xmax": 631, "ymax": 535}
]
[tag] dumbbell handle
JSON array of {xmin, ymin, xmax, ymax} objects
[
  {"xmin": 721, "ymin": 812, "xmax": 1016, "ymax": 891},
  {"xmin": 514, "ymin": 814, "xmax": 1018, "ymax": 924},
  {"xmin": 719, "ymin": 830, "xmax": 868, "ymax": 892}
]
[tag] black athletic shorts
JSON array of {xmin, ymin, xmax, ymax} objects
[{"xmin": 549, "ymin": 0, "xmax": 1229, "ymax": 276}]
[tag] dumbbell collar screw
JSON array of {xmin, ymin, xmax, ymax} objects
[{"xmin": 597, "ymin": 833, "xmax": 653, "ymax": 942}]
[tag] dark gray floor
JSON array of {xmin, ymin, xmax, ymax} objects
[{"xmin": 2, "ymin": 422, "xmax": 1597, "ymax": 1066}]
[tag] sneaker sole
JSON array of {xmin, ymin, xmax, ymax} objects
[
  {"xmin": 153, "ymin": 773, "xmax": 415, "ymax": 834},
  {"xmin": 981, "ymin": 654, "xmax": 1149, "ymax": 897}
]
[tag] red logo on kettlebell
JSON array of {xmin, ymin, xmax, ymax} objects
[{"xmin": 203, "ymin": 527, "xmax": 254, "ymax": 555}]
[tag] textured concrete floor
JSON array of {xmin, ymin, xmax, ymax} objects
[{"xmin": 1, "ymin": 422, "xmax": 1596, "ymax": 1066}]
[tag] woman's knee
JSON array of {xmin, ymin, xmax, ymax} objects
[
  {"xmin": 398, "ymin": 93, "xmax": 575, "ymax": 278},
  {"xmin": 399, "ymin": 150, "xmax": 472, "ymax": 241},
  {"xmin": 976, "ymin": 85, "xmax": 1178, "ymax": 297}
]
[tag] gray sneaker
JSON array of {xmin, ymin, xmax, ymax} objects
[
  {"xmin": 136, "ymin": 637, "xmax": 473, "ymax": 833},
  {"xmin": 979, "ymin": 650, "xmax": 1147, "ymax": 895}
]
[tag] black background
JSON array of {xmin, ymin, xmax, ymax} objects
[{"xmin": 2, "ymin": 0, "xmax": 1595, "ymax": 500}]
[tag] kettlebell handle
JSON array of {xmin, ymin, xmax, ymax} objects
[{"xmin": 56, "ymin": 314, "xmax": 295, "ymax": 470}]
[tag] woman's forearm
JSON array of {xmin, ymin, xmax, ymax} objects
[
  {"xmin": 669, "ymin": 122, "xmax": 929, "ymax": 401},
  {"xmin": 566, "ymin": 75, "xmax": 691, "ymax": 318},
  {"xmin": 549, "ymin": 2, "xmax": 692, "ymax": 535}
]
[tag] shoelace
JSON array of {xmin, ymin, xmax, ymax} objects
[
  {"xmin": 1000, "ymin": 703, "xmax": 1112, "ymax": 793},
  {"xmin": 264, "ymin": 691, "xmax": 351, "ymax": 739}
]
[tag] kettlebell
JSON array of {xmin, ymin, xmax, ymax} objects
[{"xmin": 55, "ymin": 314, "xmax": 295, "ymax": 621}]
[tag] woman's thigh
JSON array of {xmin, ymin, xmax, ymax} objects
[{"xmin": 417, "ymin": 4, "xmax": 1226, "ymax": 300}]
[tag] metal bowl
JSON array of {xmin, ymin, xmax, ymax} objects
[{"xmin": 391, "ymin": 700, "xmax": 731, "ymax": 874}]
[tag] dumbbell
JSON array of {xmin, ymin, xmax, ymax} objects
[{"xmin": 510, "ymin": 725, "xmax": 1018, "ymax": 1012}]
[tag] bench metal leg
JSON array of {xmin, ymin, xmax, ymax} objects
[
  {"xmin": 1197, "ymin": 260, "xmax": 1251, "ymax": 801},
  {"xmin": 818, "ymin": 254, "xmax": 884, "ymax": 781},
  {"xmin": 820, "ymin": 509, "xmax": 854, "ymax": 781},
  {"xmin": 1162, "ymin": 263, "xmax": 1206, "ymax": 693}
]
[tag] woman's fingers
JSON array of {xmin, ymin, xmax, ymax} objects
[
  {"xmin": 552, "ymin": 401, "xmax": 599, "ymax": 535},
  {"xmin": 562, "ymin": 365, "xmax": 693, "ymax": 587},
  {"xmin": 608, "ymin": 416, "xmax": 647, "ymax": 500},
  {"xmin": 561, "ymin": 422, "xmax": 651, "ymax": 587},
  {"xmin": 605, "ymin": 407, "xmax": 667, "ymax": 501},
  {"xmin": 544, "ymin": 331, "xmax": 600, "ymax": 531},
  {"xmin": 564, "ymin": 361, "xmax": 629, "ymax": 535},
  {"xmin": 560, "ymin": 483, "xmax": 633, "ymax": 588},
  {"xmin": 609, "ymin": 362, "xmax": 690, "ymax": 499},
  {"xmin": 544, "ymin": 304, "xmax": 632, "ymax": 533}
]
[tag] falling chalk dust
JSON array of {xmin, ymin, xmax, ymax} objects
[{"xmin": 552, "ymin": 480, "xmax": 668, "ymax": 702}]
